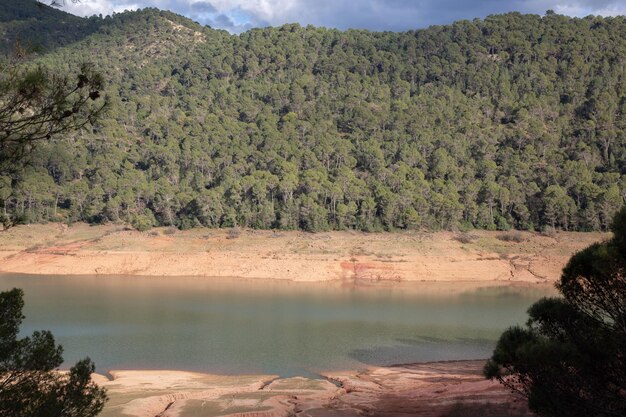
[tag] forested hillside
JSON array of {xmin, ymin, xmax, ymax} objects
[
  {"xmin": 1, "ymin": 4, "xmax": 625, "ymax": 232},
  {"xmin": 0, "ymin": 0, "xmax": 101, "ymax": 54}
]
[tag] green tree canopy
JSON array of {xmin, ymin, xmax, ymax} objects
[
  {"xmin": 485, "ymin": 207, "xmax": 626, "ymax": 417},
  {"xmin": 0, "ymin": 62, "xmax": 105, "ymax": 174},
  {"xmin": 1, "ymin": 5, "xmax": 625, "ymax": 232},
  {"xmin": 0, "ymin": 288, "xmax": 107, "ymax": 416}
]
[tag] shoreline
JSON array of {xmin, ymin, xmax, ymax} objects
[
  {"xmin": 1, "ymin": 272, "xmax": 559, "ymax": 302},
  {"xmin": 0, "ymin": 223, "xmax": 570, "ymax": 416},
  {"xmin": 94, "ymin": 360, "xmax": 533, "ymax": 417},
  {"xmin": 0, "ymin": 223, "xmax": 607, "ymax": 284}
]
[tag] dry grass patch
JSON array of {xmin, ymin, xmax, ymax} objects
[{"xmin": 496, "ymin": 230, "xmax": 525, "ymax": 243}]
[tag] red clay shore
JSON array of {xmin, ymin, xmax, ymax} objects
[
  {"xmin": 93, "ymin": 360, "xmax": 532, "ymax": 417},
  {"xmin": 0, "ymin": 223, "xmax": 606, "ymax": 283}
]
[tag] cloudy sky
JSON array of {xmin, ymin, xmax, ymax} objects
[{"xmin": 61, "ymin": 0, "xmax": 626, "ymax": 33}]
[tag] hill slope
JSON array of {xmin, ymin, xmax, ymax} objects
[
  {"xmin": 1, "ymin": 6, "xmax": 625, "ymax": 232},
  {"xmin": 0, "ymin": 0, "xmax": 101, "ymax": 54}
]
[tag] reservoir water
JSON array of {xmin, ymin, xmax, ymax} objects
[{"xmin": 0, "ymin": 274, "xmax": 552, "ymax": 377}]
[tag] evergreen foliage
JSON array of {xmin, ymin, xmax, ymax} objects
[
  {"xmin": 0, "ymin": 0, "xmax": 100, "ymax": 55},
  {"xmin": 485, "ymin": 207, "xmax": 626, "ymax": 416},
  {"xmin": 0, "ymin": 288, "xmax": 107, "ymax": 416},
  {"xmin": 0, "ymin": 62, "xmax": 106, "ymax": 175},
  {"xmin": 1, "ymin": 3, "xmax": 625, "ymax": 231}
]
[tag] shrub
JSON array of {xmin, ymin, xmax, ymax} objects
[
  {"xmin": 540, "ymin": 226, "xmax": 557, "ymax": 238},
  {"xmin": 227, "ymin": 226, "xmax": 241, "ymax": 239},
  {"xmin": 454, "ymin": 232, "xmax": 478, "ymax": 244},
  {"xmin": 130, "ymin": 210, "xmax": 156, "ymax": 232},
  {"xmin": 496, "ymin": 230, "xmax": 524, "ymax": 243}
]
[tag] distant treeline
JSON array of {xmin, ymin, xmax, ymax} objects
[{"xmin": 1, "ymin": 4, "xmax": 625, "ymax": 231}]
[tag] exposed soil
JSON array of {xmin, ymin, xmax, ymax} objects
[
  {"xmin": 94, "ymin": 361, "xmax": 533, "ymax": 417},
  {"xmin": 0, "ymin": 223, "xmax": 606, "ymax": 284}
]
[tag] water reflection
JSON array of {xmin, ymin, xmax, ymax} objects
[{"xmin": 0, "ymin": 274, "xmax": 553, "ymax": 376}]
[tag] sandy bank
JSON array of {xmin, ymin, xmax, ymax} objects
[
  {"xmin": 0, "ymin": 223, "xmax": 606, "ymax": 283},
  {"xmin": 94, "ymin": 361, "xmax": 532, "ymax": 417}
]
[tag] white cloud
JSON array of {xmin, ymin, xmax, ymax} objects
[
  {"xmin": 208, "ymin": 0, "xmax": 298, "ymax": 21},
  {"xmin": 59, "ymin": 0, "xmax": 626, "ymax": 32},
  {"xmin": 595, "ymin": 5, "xmax": 626, "ymax": 16},
  {"xmin": 62, "ymin": 0, "xmax": 140, "ymax": 16},
  {"xmin": 113, "ymin": 3, "xmax": 141, "ymax": 12},
  {"xmin": 501, "ymin": 0, "xmax": 626, "ymax": 16},
  {"xmin": 553, "ymin": 2, "xmax": 626, "ymax": 17}
]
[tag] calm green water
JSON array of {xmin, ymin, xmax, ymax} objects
[{"xmin": 0, "ymin": 274, "xmax": 552, "ymax": 377}]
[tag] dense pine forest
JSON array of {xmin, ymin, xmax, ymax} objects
[{"xmin": 1, "ymin": 1, "xmax": 625, "ymax": 232}]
